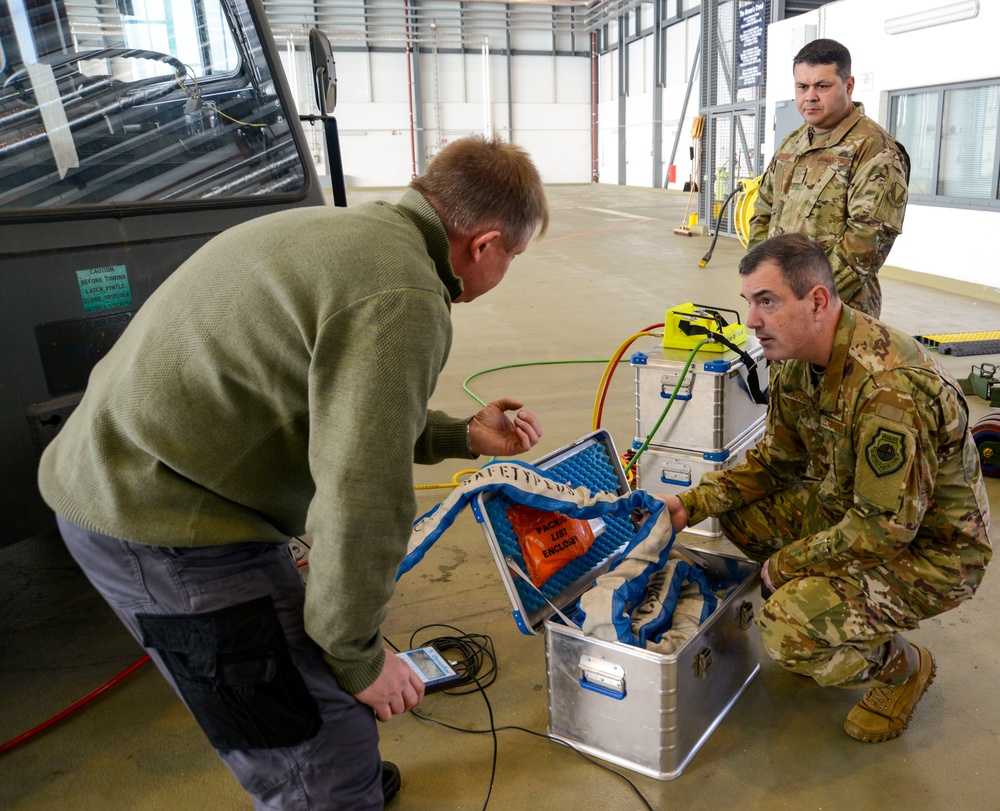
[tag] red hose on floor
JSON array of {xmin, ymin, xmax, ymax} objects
[
  {"xmin": 0, "ymin": 554, "xmax": 311, "ymax": 756},
  {"xmin": 0, "ymin": 655, "xmax": 150, "ymax": 755}
]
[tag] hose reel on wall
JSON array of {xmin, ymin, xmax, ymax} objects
[{"xmin": 695, "ymin": 174, "xmax": 761, "ymax": 268}]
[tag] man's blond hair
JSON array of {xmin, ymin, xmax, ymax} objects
[{"xmin": 410, "ymin": 134, "xmax": 549, "ymax": 249}]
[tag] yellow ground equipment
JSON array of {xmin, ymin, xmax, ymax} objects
[{"xmin": 662, "ymin": 303, "xmax": 747, "ymax": 352}]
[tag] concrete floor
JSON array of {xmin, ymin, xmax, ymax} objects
[{"xmin": 2, "ymin": 185, "xmax": 999, "ymax": 810}]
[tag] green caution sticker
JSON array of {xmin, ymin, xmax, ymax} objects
[
  {"xmin": 76, "ymin": 265, "xmax": 132, "ymax": 313},
  {"xmin": 865, "ymin": 428, "xmax": 906, "ymax": 477}
]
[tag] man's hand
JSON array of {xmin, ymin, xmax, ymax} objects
[
  {"xmin": 468, "ymin": 398, "xmax": 542, "ymax": 456},
  {"xmin": 354, "ymin": 649, "xmax": 425, "ymax": 722},
  {"xmin": 760, "ymin": 558, "xmax": 776, "ymax": 598},
  {"xmin": 659, "ymin": 494, "xmax": 690, "ymax": 533}
]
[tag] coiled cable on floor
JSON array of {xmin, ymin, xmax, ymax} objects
[{"xmin": 386, "ymin": 625, "xmax": 499, "ymax": 810}]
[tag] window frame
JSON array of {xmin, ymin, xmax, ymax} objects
[
  {"xmin": 0, "ymin": 0, "xmax": 315, "ymax": 221},
  {"xmin": 889, "ymin": 77, "xmax": 1000, "ymax": 211}
]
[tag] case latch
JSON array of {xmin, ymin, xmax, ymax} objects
[
  {"xmin": 695, "ymin": 646, "xmax": 714, "ymax": 678},
  {"xmin": 738, "ymin": 600, "xmax": 755, "ymax": 631},
  {"xmin": 578, "ymin": 655, "xmax": 626, "ymax": 699}
]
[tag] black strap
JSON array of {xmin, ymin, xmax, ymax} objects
[{"xmin": 678, "ymin": 321, "xmax": 769, "ymax": 405}]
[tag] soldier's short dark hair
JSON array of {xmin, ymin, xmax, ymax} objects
[
  {"xmin": 793, "ymin": 38, "xmax": 851, "ymax": 83},
  {"xmin": 739, "ymin": 234, "xmax": 837, "ymax": 299},
  {"xmin": 410, "ymin": 134, "xmax": 549, "ymax": 250}
]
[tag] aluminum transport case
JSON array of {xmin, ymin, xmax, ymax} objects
[
  {"xmin": 632, "ymin": 337, "xmax": 768, "ymax": 454},
  {"xmin": 471, "ymin": 431, "xmax": 761, "ymax": 780},
  {"xmin": 634, "ymin": 419, "xmax": 766, "ymax": 537}
]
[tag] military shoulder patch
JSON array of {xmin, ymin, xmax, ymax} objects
[
  {"xmin": 855, "ymin": 416, "xmax": 916, "ymax": 513},
  {"xmin": 865, "ymin": 428, "xmax": 906, "ymax": 477},
  {"xmin": 889, "ymin": 181, "xmax": 906, "ymax": 207}
]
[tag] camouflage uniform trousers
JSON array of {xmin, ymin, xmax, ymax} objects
[{"xmin": 718, "ymin": 483, "xmax": 923, "ymax": 689}]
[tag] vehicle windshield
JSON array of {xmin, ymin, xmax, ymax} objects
[{"xmin": 0, "ymin": 0, "xmax": 307, "ymax": 211}]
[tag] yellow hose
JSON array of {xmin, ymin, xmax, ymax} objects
[
  {"xmin": 591, "ymin": 330, "xmax": 655, "ymax": 430},
  {"xmin": 734, "ymin": 175, "xmax": 762, "ymax": 247},
  {"xmin": 415, "ymin": 468, "xmax": 480, "ymax": 491}
]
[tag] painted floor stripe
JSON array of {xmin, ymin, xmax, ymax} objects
[{"xmin": 578, "ymin": 206, "xmax": 653, "ymax": 221}]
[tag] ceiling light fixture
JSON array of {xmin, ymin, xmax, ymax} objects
[{"xmin": 885, "ymin": 0, "xmax": 979, "ymax": 35}]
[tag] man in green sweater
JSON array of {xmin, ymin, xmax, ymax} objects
[{"xmin": 38, "ymin": 134, "xmax": 549, "ymax": 809}]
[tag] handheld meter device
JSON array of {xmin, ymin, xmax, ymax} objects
[{"xmin": 397, "ymin": 646, "xmax": 461, "ymax": 693}]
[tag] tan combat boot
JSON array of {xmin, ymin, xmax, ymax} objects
[{"xmin": 843, "ymin": 639, "xmax": 936, "ymax": 743}]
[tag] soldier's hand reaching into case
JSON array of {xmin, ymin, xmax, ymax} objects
[{"xmin": 660, "ymin": 494, "xmax": 690, "ymax": 532}]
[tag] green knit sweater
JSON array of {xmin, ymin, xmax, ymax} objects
[{"xmin": 38, "ymin": 190, "xmax": 476, "ymax": 693}]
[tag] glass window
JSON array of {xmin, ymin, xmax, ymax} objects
[
  {"xmin": 890, "ymin": 79, "xmax": 1000, "ymax": 208},
  {"xmin": 939, "ymin": 85, "xmax": 999, "ymax": 198},
  {"xmin": 0, "ymin": 0, "xmax": 307, "ymax": 212},
  {"xmin": 890, "ymin": 90, "xmax": 939, "ymax": 196}
]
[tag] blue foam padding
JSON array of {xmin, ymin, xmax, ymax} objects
[{"xmin": 482, "ymin": 441, "xmax": 636, "ymax": 617}]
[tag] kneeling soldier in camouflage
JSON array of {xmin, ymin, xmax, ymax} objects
[{"xmin": 663, "ymin": 233, "xmax": 992, "ymax": 742}]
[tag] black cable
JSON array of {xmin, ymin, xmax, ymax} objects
[
  {"xmin": 387, "ymin": 625, "xmax": 498, "ymax": 809},
  {"xmin": 410, "ymin": 713, "xmax": 655, "ymax": 811},
  {"xmin": 469, "ymin": 671, "xmax": 498, "ymax": 811},
  {"xmin": 390, "ymin": 624, "xmax": 653, "ymax": 810},
  {"xmin": 407, "ymin": 624, "xmax": 498, "ymax": 694},
  {"xmin": 698, "ymin": 182, "xmax": 743, "ymax": 268}
]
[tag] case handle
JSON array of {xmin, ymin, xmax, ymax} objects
[
  {"xmin": 578, "ymin": 655, "xmax": 626, "ymax": 700},
  {"xmin": 695, "ymin": 646, "xmax": 714, "ymax": 678}
]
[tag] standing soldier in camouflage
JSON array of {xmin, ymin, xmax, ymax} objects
[
  {"xmin": 662, "ymin": 234, "xmax": 992, "ymax": 743},
  {"xmin": 748, "ymin": 39, "xmax": 909, "ymax": 317}
]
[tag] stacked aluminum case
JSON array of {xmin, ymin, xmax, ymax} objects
[
  {"xmin": 472, "ymin": 431, "xmax": 761, "ymax": 780},
  {"xmin": 631, "ymin": 337, "xmax": 768, "ymax": 536}
]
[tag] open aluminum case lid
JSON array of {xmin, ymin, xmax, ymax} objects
[{"xmin": 470, "ymin": 429, "xmax": 636, "ymax": 636}]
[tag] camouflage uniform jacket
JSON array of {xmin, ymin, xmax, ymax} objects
[
  {"xmin": 748, "ymin": 103, "xmax": 909, "ymax": 317},
  {"xmin": 679, "ymin": 307, "xmax": 992, "ymax": 615}
]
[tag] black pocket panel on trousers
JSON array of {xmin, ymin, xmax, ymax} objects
[{"xmin": 137, "ymin": 596, "xmax": 321, "ymax": 750}]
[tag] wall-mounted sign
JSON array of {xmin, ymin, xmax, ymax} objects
[{"xmin": 737, "ymin": 0, "xmax": 766, "ymax": 91}]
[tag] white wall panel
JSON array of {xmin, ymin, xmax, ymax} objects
[{"xmin": 625, "ymin": 35, "xmax": 653, "ymax": 188}]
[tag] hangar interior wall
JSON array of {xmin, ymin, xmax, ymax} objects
[{"xmin": 263, "ymin": 0, "xmax": 1000, "ymax": 294}]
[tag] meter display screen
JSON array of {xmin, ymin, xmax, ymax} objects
[{"xmin": 397, "ymin": 647, "xmax": 459, "ymax": 691}]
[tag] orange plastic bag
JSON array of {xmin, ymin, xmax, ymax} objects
[{"xmin": 506, "ymin": 504, "xmax": 595, "ymax": 588}]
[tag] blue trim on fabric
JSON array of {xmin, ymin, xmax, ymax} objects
[
  {"xmin": 609, "ymin": 535, "xmax": 676, "ymax": 645},
  {"xmin": 640, "ymin": 562, "xmax": 718, "ymax": 646},
  {"xmin": 398, "ymin": 458, "xmax": 665, "ymax": 582}
]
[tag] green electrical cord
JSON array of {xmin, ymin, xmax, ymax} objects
[
  {"xmin": 462, "ymin": 359, "xmax": 619, "ymax": 406},
  {"xmin": 459, "ymin": 342, "xmax": 707, "ymax": 485},
  {"xmin": 622, "ymin": 338, "xmax": 708, "ymax": 477}
]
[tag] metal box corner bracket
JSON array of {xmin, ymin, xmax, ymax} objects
[{"xmin": 633, "ymin": 337, "xmax": 768, "ymax": 454}]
